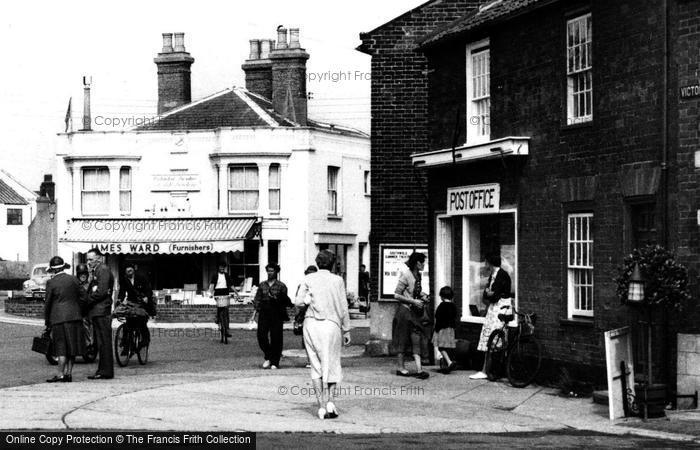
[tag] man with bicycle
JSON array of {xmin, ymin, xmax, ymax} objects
[{"xmin": 117, "ymin": 264, "xmax": 153, "ymax": 355}]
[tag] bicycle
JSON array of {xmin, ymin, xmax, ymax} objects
[
  {"xmin": 214, "ymin": 290, "xmax": 241, "ymax": 344},
  {"xmin": 484, "ymin": 306, "xmax": 541, "ymax": 388},
  {"xmin": 114, "ymin": 316, "xmax": 149, "ymax": 366}
]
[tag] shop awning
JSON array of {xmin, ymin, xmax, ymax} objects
[
  {"xmin": 411, "ymin": 136, "xmax": 530, "ymax": 168},
  {"xmin": 59, "ymin": 218, "xmax": 258, "ymax": 254}
]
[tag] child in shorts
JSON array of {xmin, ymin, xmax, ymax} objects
[{"xmin": 433, "ymin": 286, "xmax": 457, "ymax": 374}]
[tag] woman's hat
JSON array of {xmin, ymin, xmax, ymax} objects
[
  {"xmin": 48, "ymin": 256, "xmax": 70, "ymax": 272},
  {"xmin": 75, "ymin": 263, "xmax": 89, "ymax": 275}
]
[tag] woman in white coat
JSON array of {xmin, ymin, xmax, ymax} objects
[{"xmin": 295, "ymin": 250, "xmax": 352, "ymax": 419}]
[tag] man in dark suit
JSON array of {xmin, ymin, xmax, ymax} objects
[
  {"xmin": 85, "ymin": 248, "xmax": 115, "ymax": 379},
  {"xmin": 483, "ymin": 254, "xmax": 512, "ymax": 304},
  {"xmin": 117, "ymin": 264, "xmax": 153, "ymax": 352}
]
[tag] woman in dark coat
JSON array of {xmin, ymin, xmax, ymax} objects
[{"xmin": 44, "ymin": 256, "xmax": 85, "ymax": 382}]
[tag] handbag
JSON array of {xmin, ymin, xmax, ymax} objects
[
  {"xmin": 32, "ymin": 328, "xmax": 52, "ymax": 355},
  {"xmin": 293, "ymin": 306, "xmax": 307, "ymax": 336}
]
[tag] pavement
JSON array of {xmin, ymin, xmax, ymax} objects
[{"xmin": 0, "ymin": 307, "xmax": 698, "ymax": 443}]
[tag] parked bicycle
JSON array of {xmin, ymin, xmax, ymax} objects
[
  {"xmin": 484, "ymin": 306, "xmax": 541, "ymax": 388},
  {"xmin": 114, "ymin": 316, "xmax": 149, "ymax": 366}
]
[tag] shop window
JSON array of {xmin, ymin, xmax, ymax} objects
[
  {"xmin": 228, "ymin": 241, "xmax": 260, "ymax": 288},
  {"xmin": 566, "ymin": 13, "xmax": 593, "ymax": 125},
  {"xmin": 567, "ymin": 213, "xmax": 593, "ymax": 317},
  {"xmin": 465, "ymin": 39, "xmax": 490, "ymax": 143},
  {"xmin": 81, "ymin": 167, "xmax": 110, "ymax": 216},
  {"xmin": 461, "ymin": 213, "xmax": 516, "ymax": 322},
  {"xmin": 228, "ymin": 165, "xmax": 259, "ymax": 212},
  {"xmin": 364, "ymin": 170, "xmax": 370, "ymax": 195},
  {"xmin": 268, "ymin": 240, "xmax": 280, "ymax": 265},
  {"xmin": 434, "ymin": 215, "xmax": 453, "ymax": 299},
  {"xmin": 6, "ymin": 208, "xmax": 22, "ymax": 225},
  {"xmin": 269, "ymin": 164, "xmax": 281, "ymax": 212},
  {"xmin": 630, "ymin": 202, "xmax": 657, "ymax": 249},
  {"xmin": 319, "ymin": 243, "xmax": 347, "ymax": 284},
  {"xmin": 119, "ymin": 166, "xmax": 131, "ymax": 215},
  {"xmin": 327, "ymin": 166, "xmax": 340, "ymax": 216}
]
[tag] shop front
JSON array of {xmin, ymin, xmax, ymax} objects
[{"xmin": 59, "ymin": 218, "xmax": 260, "ymax": 305}]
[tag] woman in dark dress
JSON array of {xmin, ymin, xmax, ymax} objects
[{"xmin": 44, "ymin": 256, "xmax": 85, "ymax": 383}]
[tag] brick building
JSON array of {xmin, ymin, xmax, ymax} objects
[{"xmin": 360, "ymin": 0, "xmax": 700, "ymax": 386}]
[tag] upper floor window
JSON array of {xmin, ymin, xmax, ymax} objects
[
  {"xmin": 364, "ymin": 170, "xmax": 370, "ymax": 195},
  {"xmin": 466, "ymin": 39, "xmax": 490, "ymax": 143},
  {"xmin": 328, "ymin": 166, "xmax": 340, "ymax": 216},
  {"xmin": 119, "ymin": 166, "xmax": 131, "ymax": 215},
  {"xmin": 81, "ymin": 167, "xmax": 109, "ymax": 216},
  {"xmin": 6, "ymin": 208, "xmax": 22, "ymax": 225},
  {"xmin": 567, "ymin": 213, "xmax": 593, "ymax": 317},
  {"xmin": 228, "ymin": 165, "xmax": 259, "ymax": 212},
  {"xmin": 566, "ymin": 13, "xmax": 592, "ymax": 124},
  {"xmin": 269, "ymin": 164, "xmax": 281, "ymax": 213}
]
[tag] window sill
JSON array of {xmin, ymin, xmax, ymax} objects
[
  {"xmin": 327, "ymin": 215, "xmax": 342, "ymax": 221},
  {"xmin": 559, "ymin": 317, "xmax": 594, "ymax": 328},
  {"xmin": 561, "ymin": 119, "xmax": 593, "ymax": 131},
  {"xmin": 364, "ymin": 193, "xmax": 371, "ymax": 198}
]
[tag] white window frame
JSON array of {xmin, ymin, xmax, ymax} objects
[
  {"xmin": 119, "ymin": 166, "xmax": 131, "ymax": 215},
  {"xmin": 567, "ymin": 212, "xmax": 594, "ymax": 317},
  {"xmin": 268, "ymin": 163, "xmax": 281, "ymax": 213},
  {"xmin": 460, "ymin": 209, "xmax": 518, "ymax": 324},
  {"xmin": 327, "ymin": 166, "xmax": 340, "ymax": 216},
  {"xmin": 228, "ymin": 164, "xmax": 259, "ymax": 213},
  {"xmin": 465, "ymin": 38, "xmax": 490, "ymax": 144},
  {"xmin": 434, "ymin": 214, "xmax": 453, "ymax": 311},
  {"xmin": 566, "ymin": 13, "xmax": 593, "ymax": 124},
  {"xmin": 81, "ymin": 167, "xmax": 110, "ymax": 216}
]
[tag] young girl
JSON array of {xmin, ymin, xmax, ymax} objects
[{"xmin": 433, "ymin": 286, "xmax": 458, "ymax": 374}]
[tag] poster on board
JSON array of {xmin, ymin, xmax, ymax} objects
[
  {"xmin": 379, "ymin": 244, "xmax": 429, "ymax": 299},
  {"xmin": 604, "ymin": 326, "xmax": 636, "ymax": 420}
]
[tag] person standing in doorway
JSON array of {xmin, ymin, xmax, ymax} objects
[
  {"xmin": 254, "ymin": 263, "xmax": 290, "ymax": 370},
  {"xmin": 358, "ymin": 264, "xmax": 370, "ymax": 302},
  {"xmin": 85, "ymin": 248, "xmax": 115, "ymax": 380},
  {"xmin": 44, "ymin": 256, "xmax": 84, "ymax": 382},
  {"xmin": 470, "ymin": 254, "xmax": 512, "ymax": 380}
]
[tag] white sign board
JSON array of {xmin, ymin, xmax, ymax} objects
[
  {"xmin": 379, "ymin": 245, "xmax": 429, "ymax": 299},
  {"xmin": 446, "ymin": 183, "xmax": 500, "ymax": 216},
  {"xmin": 604, "ymin": 327, "xmax": 636, "ymax": 420},
  {"xmin": 151, "ymin": 174, "xmax": 201, "ymax": 191}
]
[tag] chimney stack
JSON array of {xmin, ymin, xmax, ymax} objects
[
  {"xmin": 242, "ymin": 38, "xmax": 274, "ymax": 100},
  {"xmin": 81, "ymin": 75, "xmax": 92, "ymax": 131},
  {"xmin": 39, "ymin": 174, "xmax": 55, "ymax": 201},
  {"xmin": 269, "ymin": 26, "xmax": 309, "ymax": 125},
  {"xmin": 154, "ymin": 32, "xmax": 194, "ymax": 115}
]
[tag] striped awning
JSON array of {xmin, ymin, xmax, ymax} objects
[{"xmin": 60, "ymin": 218, "xmax": 258, "ymax": 254}]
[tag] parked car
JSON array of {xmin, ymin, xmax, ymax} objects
[{"xmin": 23, "ymin": 264, "xmax": 50, "ymax": 299}]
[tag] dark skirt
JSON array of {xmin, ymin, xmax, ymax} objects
[
  {"xmin": 392, "ymin": 306, "xmax": 424, "ymax": 355},
  {"xmin": 51, "ymin": 320, "xmax": 85, "ymax": 357}
]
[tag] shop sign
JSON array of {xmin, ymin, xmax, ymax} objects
[
  {"xmin": 680, "ymin": 81, "xmax": 700, "ymax": 99},
  {"xmin": 379, "ymin": 244, "xmax": 429, "ymax": 298},
  {"xmin": 446, "ymin": 183, "xmax": 500, "ymax": 216},
  {"xmin": 64, "ymin": 240, "xmax": 243, "ymax": 255},
  {"xmin": 151, "ymin": 174, "xmax": 201, "ymax": 191}
]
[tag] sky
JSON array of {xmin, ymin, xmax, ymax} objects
[{"xmin": 0, "ymin": 0, "xmax": 426, "ymax": 190}]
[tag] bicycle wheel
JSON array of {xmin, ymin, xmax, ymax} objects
[
  {"xmin": 114, "ymin": 324, "xmax": 130, "ymax": 367},
  {"xmin": 507, "ymin": 335, "xmax": 542, "ymax": 388},
  {"xmin": 136, "ymin": 330, "xmax": 149, "ymax": 365},
  {"xmin": 485, "ymin": 329, "xmax": 507, "ymax": 381}
]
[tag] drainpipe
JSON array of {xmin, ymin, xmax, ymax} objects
[{"xmin": 661, "ymin": 0, "xmax": 669, "ymax": 249}]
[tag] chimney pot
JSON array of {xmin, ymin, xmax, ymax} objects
[
  {"xmin": 249, "ymin": 39, "xmax": 261, "ymax": 60},
  {"xmin": 276, "ymin": 27, "xmax": 288, "ymax": 49},
  {"xmin": 173, "ymin": 32, "xmax": 186, "ymax": 52},
  {"xmin": 162, "ymin": 33, "xmax": 174, "ymax": 52},
  {"xmin": 260, "ymin": 39, "xmax": 273, "ymax": 59},
  {"xmin": 289, "ymin": 28, "xmax": 300, "ymax": 48},
  {"xmin": 81, "ymin": 75, "xmax": 92, "ymax": 131}
]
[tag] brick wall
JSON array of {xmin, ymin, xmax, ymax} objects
[
  {"xmin": 358, "ymin": 0, "xmax": 480, "ymax": 302},
  {"xmin": 5, "ymin": 298, "xmax": 44, "ymax": 317},
  {"xmin": 421, "ymin": 0, "xmax": 674, "ymax": 380}
]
